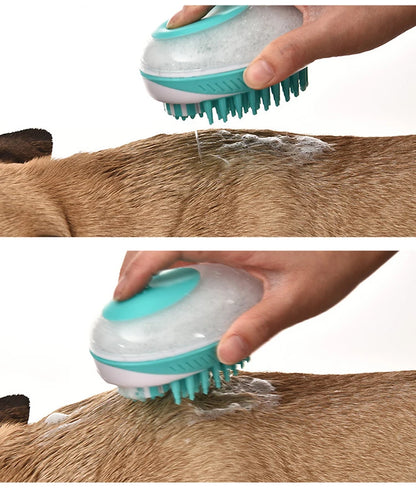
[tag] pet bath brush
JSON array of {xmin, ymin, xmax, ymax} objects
[
  {"xmin": 140, "ymin": 5, "xmax": 308, "ymax": 124},
  {"xmin": 90, "ymin": 264, "xmax": 263, "ymax": 404}
]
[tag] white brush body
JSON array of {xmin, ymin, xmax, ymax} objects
[
  {"xmin": 94, "ymin": 360, "xmax": 198, "ymax": 387},
  {"xmin": 142, "ymin": 78, "xmax": 232, "ymax": 104}
]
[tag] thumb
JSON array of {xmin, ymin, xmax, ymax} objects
[
  {"xmin": 243, "ymin": 22, "xmax": 327, "ymax": 90},
  {"xmin": 217, "ymin": 293, "xmax": 296, "ymax": 365}
]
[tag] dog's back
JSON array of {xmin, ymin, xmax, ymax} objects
[
  {"xmin": 1, "ymin": 370, "xmax": 415, "ymax": 482},
  {"xmin": 0, "ymin": 129, "xmax": 415, "ymax": 236}
]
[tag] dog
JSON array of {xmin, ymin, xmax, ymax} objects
[
  {"xmin": 1, "ymin": 370, "xmax": 415, "ymax": 482},
  {"xmin": 0, "ymin": 128, "xmax": 415, "ymax": 236}
]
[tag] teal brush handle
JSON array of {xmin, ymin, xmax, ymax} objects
[{"xmin": 103, "ymin": 267, "xmax": 200, "ymax": 321}]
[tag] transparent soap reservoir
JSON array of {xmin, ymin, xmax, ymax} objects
[
  {"xmin": 141, "ymin": 6, "xmax": 303, "ymax": 77},
  {"xmin": 90, "ymin": 263, "xmax": 263, "ymax": 362}
]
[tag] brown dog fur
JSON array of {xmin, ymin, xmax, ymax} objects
[
  {"xmin": 1, "ymin": 370, "xmax": 415, "ymax": 482},
  {"xmin": 0, "ymin": 129, "xmax": 415, "ymax": 236}
]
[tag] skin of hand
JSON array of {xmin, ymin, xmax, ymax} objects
[
  {"xmin": 114, "ymin": 251, "xmax": 395, "ymax": 365},
  {"xmin": 167, "ymin": 5, "xmax": 416, "ymax": 89}
]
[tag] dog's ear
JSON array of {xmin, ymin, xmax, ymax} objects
[
  {"xmin": 0, "ymin": 129, "xmax": 53, "ymax": 164},
  {"xmin": 0, "ymin": 395, "xmax": 30, "ymax": 424}
]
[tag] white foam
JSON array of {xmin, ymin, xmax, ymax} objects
[
  {"xmin": 141, "ymin": 6, "xmax": 303, "ymax": 76},
  {"xmin": 192, "ymin": 401, "xmax": 254, "ymax": 420},
  {"xmin": 57, "ymin": 419, "xmax": 81, "ymax": 431},
  {"xmin": 189, "ymin": 376, "xmax": 279, "ymax": 421},
  {"xmin": 229, "ymin": 376, "xmax": 276, "ymax": 395},
  {"xmin": 217, "ymin": 376, "xmax": 278, "ymax": 403},
  {"xmin": 217, "ymin": 130, "xmax": 332, "ymax": 161},
  {"xmin": 44, "ymin": 412, "xmax": 69, "ymax": 425},
  {"xmin": 40, "ymin": 417, "xmax": 81, "ymax": 444}
]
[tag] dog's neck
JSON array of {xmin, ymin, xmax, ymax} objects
[{"xmin": 23, "ymin": 146, "xmax": 197, "ymax": 236}]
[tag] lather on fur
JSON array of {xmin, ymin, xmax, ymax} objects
[
  {"xmin": 0, "ymin": 371, "xmax": 415, "ymax": 482},
  {"xmin": 0, "ymin": 128, "xmax": 414, "ymax": 236}
]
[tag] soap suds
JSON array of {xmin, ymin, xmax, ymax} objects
[
  {"xmin": 39, "ymin": 416, "xmax": 81, "ymax": 444},
  {"xmin": 44, "ymin": 412, "xmax": 69, "ymax": 425},
  {"xmin": 192, "ymin": 400, "xmax": 255, "ymax": 421},
  {"xmin": 216, "ymin": 130, "xmax": 332, "ymax": 162},
  {"xmin": 57, "ymin": 419, "xmax": 81, "ymax": 431},
  {"xmin": 225, "ymin": 376, "xmax": 276, "ymax": 396},
  {"xmin": 188, "ymin": 376, "xmax": 279, "ymax": 423},
  {"xmin": 215, "ymin": 376, "xmax": 279, "ymax": 406}
]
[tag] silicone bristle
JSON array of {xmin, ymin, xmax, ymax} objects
[
  {"xmin": 281, "ymin": 78, "xmax": 290, "ymax": 101},
  {"xmin": 260, "ymin": 88, "xmax": 271, "ymax": 111},
  {"xmin": 185, "ymin": 374, "xmax": 196, "ymax": 400},
  {"xmin": 216, "ymin": 98, "xmax": 228, "ymax": 122},
  {"xmin": 119, "ymin": 357, "xmax": 248, "ymax": 405},
  {"xmin": 212, "ymin": 363, "xmax": 222, "ymax": 388},
  {"xmin": 233, "ymin": 93, "xmax": 243, "ymax": 118},
  {"xmin": 201, "ymin": 369, "xmax": 210, "ymax": 394},
  {"xmin": 271, "ymin": 83, "xmax": 280, "ymax": 106},
  {"xmin": 220, "ymin": 363, "xmax": 231, "ymax": 382},
  {"xmin": 299, "ymin": 69, "xmax": 308, "ymax": 91},
  {"xmin": 202, "ymin": 100, "xmax": 214, "ymax": 125},
  {"xmin": 163, "ymin": 68, "xmax": 308, "ymax": 124},
  {"xmin": 170, "ymin": 380, "xmax": 182, "ymax": 404}
]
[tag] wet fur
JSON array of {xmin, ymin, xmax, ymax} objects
[
  {"xmin": 1, "ymin": 371, "xmax": 415, "ymax": 482},
  {"xmin": 0, "ymin": 129, "xmax": 415, "ymax": 236}
]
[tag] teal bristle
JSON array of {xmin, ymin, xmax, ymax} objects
[
  {"xmin": 163, "ymin": 67, "xmax": 307, "ymax": 124},
  {"xmin": 120, "ymin": 358, "xmax": 250, "ymax": 405},
  {"xmin": 281, "ymin": 78, "xmax": 290, "ymax": 101},
  {"xmin": 170, "ymin": 380, "xmax": 181, "ymax": 404},
  {"xmin": 201, "ymin": 369, "xmax": 210, "ymax": 394}
]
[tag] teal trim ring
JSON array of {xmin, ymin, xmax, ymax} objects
[
  {"xmin": 141, "ymin": 67, "xmax": 249, "ymax": 96},
  {"xmin": 102, "ymin": 267, "xmax": 200, "ymax": 321},
  {"xmin": 91, "ymin": 342, "xmax": 226, "ymax": 375},
  {"xmin": 153, "ymin": 6, "xmax": 248, "ymax": 39}
]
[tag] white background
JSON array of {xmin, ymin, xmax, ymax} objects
[{"xmin": 0, "ymin": 0, "xmax": 414, "ymax": 429}]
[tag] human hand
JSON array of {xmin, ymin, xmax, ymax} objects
[
  {"xmin": 113, "ymin": 251, "xmax": 394, "ymax": 365},
  {"xmin": 167, "ymin": 5, "xmax": 416, "ymax": 89}
]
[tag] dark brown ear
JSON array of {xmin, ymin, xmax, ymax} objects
[
  {"xmin": 0, "ymin": 129, "xmax": 53, "ymax": 163},
  {"xmin": 0, "ymin": 395, "xmax": 30, "ymax": 424}
]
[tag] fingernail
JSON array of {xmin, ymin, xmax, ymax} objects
[
  {"xmin": 166, "ymin": 10, "xmax": 183, "ymax": 28},
  {"xmin": 244, "ymin": 59, "xmax": 275, "ymax": 89},
  {"xmin": 113, "ymin": 276, "xmax": 127, "ymax": 301},
  {"xmin": 217, "ymin": 335, "xmax": 249, "ymax": 365}
]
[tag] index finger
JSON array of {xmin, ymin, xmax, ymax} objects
[
  {"xmin": 167, "ymin": 5, "xmax": 213, "ymax": 29},
  {"xmin": 114, "ymin": 251, "xmax": 182, "ymax": 300}
]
